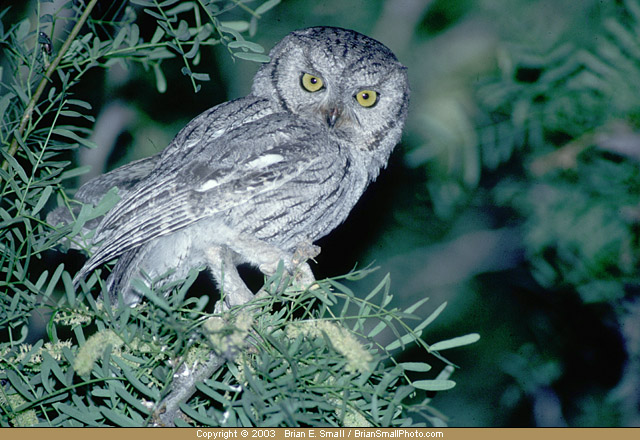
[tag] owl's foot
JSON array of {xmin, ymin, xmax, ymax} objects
[
  {"xmin": 256, "ymin": 258, "xmax": 316, "ymax": 291},
  {"xmin": 222, "ymin": 233, "xmax": 319, "ymax": 294},
  {"xmin": 293, "ymin": 241, "xmax": 321, "ymax": 264},
  {"xmin": 290, "ymin": 261, "xmax": 316, "ymax": 292},
  {"xmin": 291, "ymin": 241, "xmax": 320, "ymax": 292}
]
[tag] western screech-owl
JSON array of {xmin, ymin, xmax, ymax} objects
[{"xmin": 49, "ymin": 26, "xmax": 410, "ymax": 307}]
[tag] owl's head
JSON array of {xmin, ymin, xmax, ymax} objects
[{"xmin": 252, "ymin": 26, "xmax": 409, "ymax": 176}]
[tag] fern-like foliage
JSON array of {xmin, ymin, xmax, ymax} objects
[
  {"xmin": 476, "ymin": 0, "xmax": 640, "ymax": 304},
  {"xmin": 0, "ymin": 264, "xmax": 478, "ymax": 427}
]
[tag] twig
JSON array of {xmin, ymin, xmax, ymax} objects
[
  {"xmin": 152, "ymin": 352, "xmax": 226, "ymax": 426},
  {"xmin": 528, "ymin": 132, "xmax": 594, "ymax": 176},
  {"xmin": 1, "ymin": 0, "xmax": 99, "ymax": 183}
]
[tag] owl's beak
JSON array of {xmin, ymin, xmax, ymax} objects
[{"xmin": 325, "ymin": 107, "xmax": 341, "ymax": 128}]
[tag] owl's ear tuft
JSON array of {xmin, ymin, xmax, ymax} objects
[{"xmin": 250, "ymin": 32, "xmax": 300, "ymax": 100}]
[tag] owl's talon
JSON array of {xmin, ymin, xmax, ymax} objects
[{"xmin": 293, "ymin": 242, "xmax": 321, "ymax": 265}]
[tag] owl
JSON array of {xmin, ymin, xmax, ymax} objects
[{"xmin": 48, "ymin": 26, "xmax": 410, "ymax": 307}]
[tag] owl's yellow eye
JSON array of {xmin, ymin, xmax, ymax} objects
[
  {"xmin": 355, "ymin": 90, "xmax": 378, "ymax": 107},
  {"xmin": 301, "ymin": 73, "xmax": 324, "ymax": 92}
]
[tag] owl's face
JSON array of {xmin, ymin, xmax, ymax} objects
[{"xmin": 252, "ymin": 27, "xmax": 409, "ymax": 161}]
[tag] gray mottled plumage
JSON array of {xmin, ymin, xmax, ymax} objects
[{"xmin": 49, "ymin": 26, "xmax": 410, "ymax": 307}]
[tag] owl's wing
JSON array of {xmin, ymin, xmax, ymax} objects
[
  {"xmin": 157, "ymin": 96, "xmax": 273, "ymax": 170},
  {"xmin": 75, "ymin": 154, "xmax": 161, "ymax": 204},
  {"xmin": 73, "ymin": 115, "xmax": 327, "ymax": 285},
  {"xmin": 46, "ymin": 154, "xmax": 160, "ymax": 231}
]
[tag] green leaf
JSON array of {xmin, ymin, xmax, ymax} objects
[
  {"xmin": 61, "ymin": 270, "xmax": 75, "ymax": 302},
  {"xmin": 429, "ymin": 333, "xmax": 480, "ymax": 352},
  {"xmin": 147, "ymin": 47, "xmax": 173, "ymax": 60},
  {"xmin": 44, "ymin": 263, "xmax": 65, "ymax": 299},
  {"xmin": 255, "ymin": 0, "xmax": 281, "ymax": 16},
  {"xmin": 128, "ymin": 23, "xmax": 140, "ymax": 46},
  {"xmin": 191, "ymin": 72, "xmax": 210, "ymax": 81},
  {"xmin": 55, "ymin": 402, "xmax": 102, "ymax": 425},
  {"xmin": 144, "ymin": 8, "xmax": 165, "ymax": 22},
  {"xmin": 59, "ymin": 110, "xmax": 94, "ymax": 121},
  {"xmin": 48, "ymin": 85, "xmax": 58, "ymax": 103},
  {"xmin": 130, "ymin": 279, "xmax": 172, "ymax": 313},
  {"xmin": 99, "ymin": 407, "xmax": 137, "ymax": 427},
  {"xmin": 197, "ymin": 23, "xmax": 213, "ymax": 41},
  {"xmin": 400, "ymin": 362, "xmax": 432, "ymax": 372},
  {"xmin": 159, "ymin": 0, "xmax": 182, "ymax": 7},
  {"xmin": 15, "ymin": 18, "xmax": 31, "ymax": 40},
  {"xmin": 0, "ymin": 91, "xmax": 15, "ymax": 121},
  {"xmin": 403, "ymin": 296, "xmax": 430, "ymax": 315},
  {"xmin": 35, "ymin": 270, "xmax": 49, "ymax": 291},
  {"xmin": 112, "ymin": 26, "xmax": 127, "ymax": 50},
  {"xmin": 179, "ymin": 402, "xmax": 220, "ymax": 426},
  {"xmin": 227, "ymin": 40, "xmax": 265, "ymax": 53},
  {"xmin": 61, "ymin": 165, "xmax": 91, "ymax": 181},
  {"xmin": 173, "ymin": 267, "xmax": 200, "ymax": 304},
  {"xmin": 112, "ymin": 356, "xmax": 160, "ymax": 401},
  {"xmin": 73, "ymin": 325, "xmax": 86, "ymax": 345},
  {"xmin": 41, "ymin": 352, "xmax": 68, "ymax": 389},
  {"xmin": 344, "ymin": 264, "xmax": 379, "ymax": 281},
  {"xmin": 434, "ymin": 365, "xmax": 455, "ymax": 381},
  {"xmin": 70, "ymin": 202, "xmax": 91, "ymax": 237},
  {"xmin": 219, "ymin": 21, "xmax": 250, "ymax": 32},
  {"xmin": 0, "ymin": 148, "xmax": 29, "ymax": 183},
  {"xmin": 6, "ymin": 370, "xmax": 35, "ymax": 401},
  {"xmin": 66, "ymin": 99, "xmax": 92, "ymax": 110},
  {"xmin": 184, "ymin": 38, "xmax": 200, "ymax": 59},
  {"xmin": 40, "ymin": 355, "xmax": 55, "ymax": 394},
  {"xmin": 150, "ymin": 26, "xmax": 165, "ymax": 44},
  {"xmin": 232, "ymin": 52, "xmax": 270, "ymax": 63},
  {"xmin": 381, "ymin": 291, "xmax": 393, "ymax": 308},
  {"xmin": 364, "ymin": 273, "xmax": 390, "ymax": 302},
  {"xmin": 176, "ymin": 20, "xmax": 190, "ymax": 41},
  {"xmin": 385, "ymin": 329, "xmax": 422, "ymax": 351},
  {"xmin": 367, "ymin": 320, "xmax": 387, "ymax": 338},
  {"xmin": 166, "ymin": 2, "xmax": 196, "ymax": 16},
  {"xmin": 87, "ymin": 186, "xmax": 120, "ymax": 221},
  {"xmin": 52, "ymin": 128, "xmax": 98, "ymax": 149},
  {"xmin": 414, "ymin": 302, "xmax": 447, "ymax": 334},
  {"xmin": 112, "ymin": 382, "xmax": 152, "ymax": 415},
  {"xmin": 65, "ymin": 273, "xmax": 77, "ymax": 307},
  {"xmin": 328, "ymin": 279, "xmax": 354, "ymax": 297},
  {"xmin": 196, "ymin": 382, "xmax": 229, "ymax": 405},
  {"xmin": 412, "ymin": 379, "xmax": 456, "ymax": 391},
  {"xmin": 32, "ymin": 185, "xmax": 53, "ymax": 216},
  {"xmin": 153, "ymin": 63, "xmax": 167, "ymax": 93}
]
